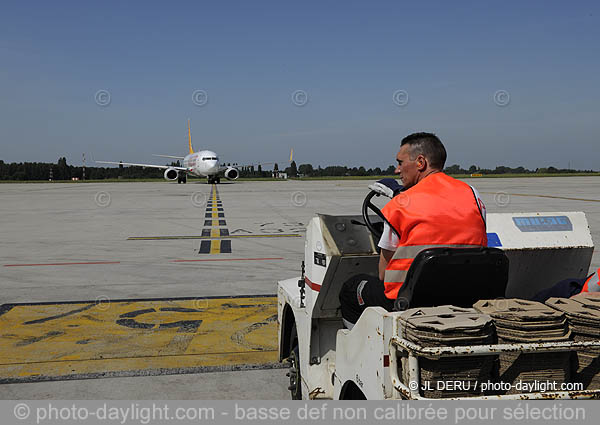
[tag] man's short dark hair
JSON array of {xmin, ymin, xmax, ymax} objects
[{"xmin": 400, "ymin": 132, "xmax": 447, "ymax": 170}]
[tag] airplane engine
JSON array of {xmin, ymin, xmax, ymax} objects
[
  {"xmin": 164, "ymin": 168, "xmax": 179, "ymax": 181},
  {"xmin": 224, "ymin": 167, "xmax": 239, "ymax": 180}
]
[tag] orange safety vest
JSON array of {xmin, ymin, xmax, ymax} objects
[
  {"xmin": 381, "ymin": 172, "xmax": 487, "ymax": 300},
  {"xmin": 582, "ymin": 268, "xmax": 600, "ymax": 293}
]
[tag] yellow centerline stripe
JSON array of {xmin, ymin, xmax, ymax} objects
[{"xmin": 209, "ymin": 240, "xmax": 220, "ymax": 254}]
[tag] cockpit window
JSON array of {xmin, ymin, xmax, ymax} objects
[{"xmin": 202, "ymin": 157, "xmax": 218, "ymax": 161}]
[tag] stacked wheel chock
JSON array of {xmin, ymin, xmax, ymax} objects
[
  {"xmin": 546, "ymin": 296, "xmax": 600, "ymax": 390},
  {"xmin": 473, "ymin": 299, "xmax": 571, "ymax": 394},
  {"xmin": 397, "ymin": 306, "xmax": 495, "ymax": 398}
]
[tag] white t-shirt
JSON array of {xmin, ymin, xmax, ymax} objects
[{"xmin": 378, "ymin": 186, "xmax": 487, "ymax": 251}]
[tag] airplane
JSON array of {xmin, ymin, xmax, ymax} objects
[{"xmin": 97, "ymin": 120, "xmax": 292, "ymax": 184}]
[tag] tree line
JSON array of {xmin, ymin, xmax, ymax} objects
[
  {"xmin": 282, "ymin": 162, "xmax": 597, "ymax": 177},
  {"xmin": 0, "ymin": 158, "xmax": 596, "ymax": 181}
]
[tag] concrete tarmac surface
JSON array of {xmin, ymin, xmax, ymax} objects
[{"xmin": 1, "ymin": 177, "xmax": 599, "ymax": 399}]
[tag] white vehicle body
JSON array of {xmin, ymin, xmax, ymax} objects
[{"xmin": 278, "ymin": 211, "xmax": 600, "ymax": 400}]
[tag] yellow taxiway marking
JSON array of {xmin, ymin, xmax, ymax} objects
[
  {"xmin": 0, "ymin": 296, "xmax": 277, "ymax": 382},
  {"xmin": 209, "ymin": 239, "xmax": 221, "ymax": 254},
  {"xmin": 127, "ymin": 234, "xmax": 301, "ymax": 240},
  {"xmin": 211, "ymin": 228, "xmax": 219, "ymax": 238}
]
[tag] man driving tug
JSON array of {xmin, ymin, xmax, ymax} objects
[{"xmin": 339, "ymin": 132, "xmax": 487, "ymax": 329}]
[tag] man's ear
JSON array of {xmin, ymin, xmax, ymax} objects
[{"xmin": 416, "ymin": 155, "xmax": 427, "ymax": 171}]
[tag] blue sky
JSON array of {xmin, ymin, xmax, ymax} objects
[{"xmin": 1, "ymin": 0, "xmax": 598, "ymax": 170}]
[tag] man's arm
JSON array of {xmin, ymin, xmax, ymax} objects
[{"xmin": 379, "ymin": 248, "xmax": 395, "ymax": 281}]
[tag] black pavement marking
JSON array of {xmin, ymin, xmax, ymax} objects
[
  {"xmin": 116, "ymin": 319, "xmax": 155, "ymax": 329},
  {"xmin": 219, "ymin": 220, "xmax": 227, "ymax": 226},
  {"xmin": 119, "ymin": 308, "xmax": 155, "ymax": 318},
  {"xmin": 201, "ymin": 229, "xmax": 211, "ymax": 237},
  {"xmin": 23, "ymin": 304, "xmax": 94, "ymax": 325},
  {"xmin": 0, "ymin": 305, "xmax": 14, "ymax": 317},
  {"xmin": 220, "ymin": 229, "xmax": 230, "ymax": 237},
  {"xmin": 16, "ymin": 331, "xmax": 65, "ymax": 347},
  {"xmin": 218, "ymin": 213, "xmax": 225, "ymax": 217},
  {"xmin": 158, "ymin": 320, "xmax": 202, "ymax": 332},
  {"xmin": 203, "ymin": 220, "xmax": 212, "ymax": 226},
  {"xmin": 204, "ymin": 213, "xmax": 212, "ymax": 218},
  {"xmin": 199, "ymin": 240, "xmax": 211, "ymax": 254},
  {"xmin": 160, "ymin": 307, "xmax": 204, "ymax": 313},
  {"xmin": 116, "ymin": 308, "xmax": 203, "ymax": 332},
  {"xmin": 220, "ymin": 240, "xmax": 232, "ymax": 253},
  {"xmin": 221, "ymin": 303, "xmax": 270, "ymax": 309}
]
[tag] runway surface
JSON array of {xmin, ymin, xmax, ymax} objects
[{"xmin": 1, "ymin": 177, "xmax": 599, "ymax": 398}]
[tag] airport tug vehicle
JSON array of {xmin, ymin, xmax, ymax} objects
[{"xmin": 278, "ymin": 186, "xmax": 600, "ymax": 400}]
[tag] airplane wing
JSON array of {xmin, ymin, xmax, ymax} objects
[
  {"xmin": 152, "ymin": 154, "xmax": 185, "ymax": 160},
  {"xmin": 96, "ymin": 161, "xmax": 189, "ymax": 171}
]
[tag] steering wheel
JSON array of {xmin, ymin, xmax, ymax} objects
[{"xmin": 361, "ymin": 190, "xmax": 388, "ymax": 241}]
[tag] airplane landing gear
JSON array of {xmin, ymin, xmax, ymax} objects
[
  {"xmin": 178, "ymin": 174, "xmax": 187, "ymax": 184},
  {"xmin": 208, "ymin": 177, "xmax": 220, "ymax": 184}
]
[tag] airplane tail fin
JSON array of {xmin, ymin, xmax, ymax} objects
[
  {"xmin": 188, "ymin": 119, "xmax": 194, "ymax": 154},
  {"xmin": 290, "ymin": 148, "xmax": 294, "ymax": 162}
]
